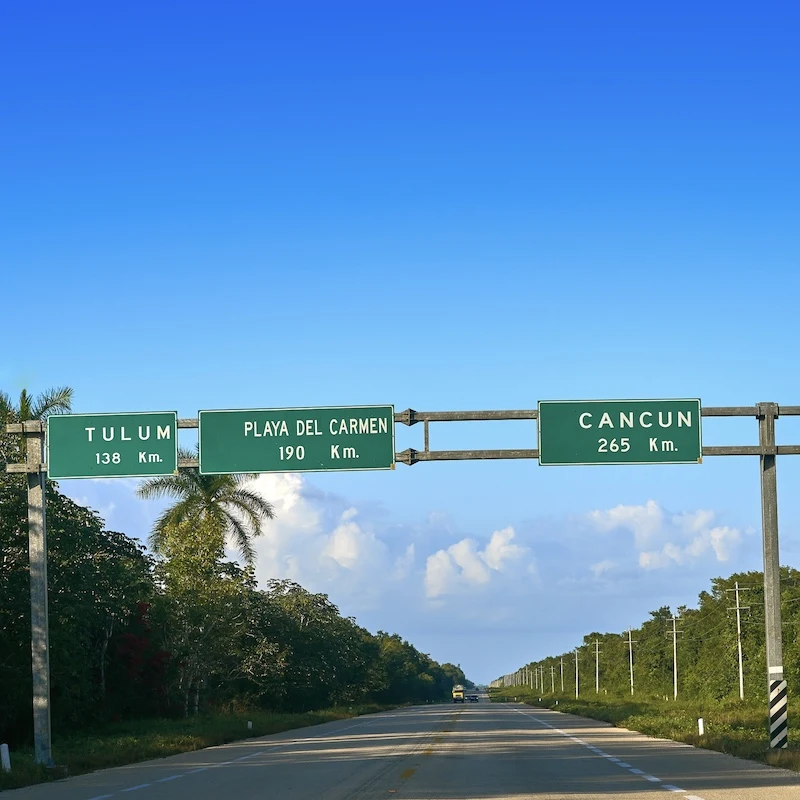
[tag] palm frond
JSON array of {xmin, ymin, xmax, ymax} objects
[
  {"xmin": 136, "ymin": 472, "xmax": 196, "ymax": 500},
  {"xmin": 228, "ymin": 488, "xmax": 275, "ymax": 522},
  {"xmin": 31, "ymin": 386, "xmax": 73, "ymax": 419},
  {"xmin": 223, "ymin": 509, "xmax": 257, "ymax": 565}
]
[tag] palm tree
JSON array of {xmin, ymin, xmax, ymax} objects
[
  {"xmin": 1, "ymin": 386, "xmax": 73, "ymax": 463},
  {"xmin": 0, "ymin": 386, "xmax": 73, "ymax": 423},
  {"xmin": 136, "ymin": 447, "xmax": 275, "ymax": 565}
]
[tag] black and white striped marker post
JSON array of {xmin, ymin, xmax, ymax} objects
[{"xmin": 769, "ymin": 680, "xmax": 788, "ymax": 749}]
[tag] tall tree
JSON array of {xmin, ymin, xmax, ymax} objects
[
  {"xmin": 0, "ymin": 385, "xmax": 72, "ymax": 463},
  {"xmin": 136, "ymin": 448, "xmax": 275, "ymax": 564},
  {"xmin": 0, "ymin": 386, "xmax": 72, "ymax": 423}
]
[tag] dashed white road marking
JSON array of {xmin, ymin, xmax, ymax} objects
[
  {"xmin": 508, "ymin": 705, "xmax": 706, "ymax": 800},
  {"xmin": 121, "ymin": 785, "xmax": 150, "ymax": 792}
]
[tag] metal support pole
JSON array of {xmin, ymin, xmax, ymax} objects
[
  {"xmin": 734, "ymin": 582, "xmax": 746, "ymax": 701},
  {"xmin": 594, "ymin": 639, "xmax": 600, "ymax": 694},
  {"xmin": 627, "ymin": 628, "xmax": 635, "ymax": 696},
  {"xmin": 672, "ymin": 616, "xmax": 678, "ymax": 701},
  {"xmin": 560, "ymin": 657, "xmax": 564, "ymax": 693},
  {"xmin": 758, "ymin": 402, "xmax": 787, "ymax": 748},
  {"xmin": 25, "ymin": 424, "xmax": 53, "ymax": 767}
]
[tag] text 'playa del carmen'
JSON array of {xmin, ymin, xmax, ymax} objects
[{"xmin": 244, "ymin": 416, "xmax": 390, "ymax": 438}]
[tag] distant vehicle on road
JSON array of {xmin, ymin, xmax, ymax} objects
[
  {"xmin": 467, "ymin": 694, "xmax": 479, "ymax": 702},
  {"xmin": 452, "ymin": 684, "xmax": 465, "ymax": 703}
]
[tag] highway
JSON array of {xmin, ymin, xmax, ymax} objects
[{"xmin": 6, "ymin": 701, "xmax": 800, "ymax": 799}]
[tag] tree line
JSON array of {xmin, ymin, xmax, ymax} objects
[
  {"xmin": 495, "ymin": 567, "xmax": 800, "ymax": 703},
  {"xmin": 0, "ymin": 388, "xmax": 470, "ymax": 746}
]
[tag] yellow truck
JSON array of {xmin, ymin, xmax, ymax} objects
[{"xmin": 452, "ymin": 684, "xmax": 465, "ymax": 703}]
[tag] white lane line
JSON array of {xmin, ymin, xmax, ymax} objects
[
  {"xmin": 184, "ymin": 767, "xmax": 208, "ymax": 774},
  {"xmin": 121, "ymin": 785, "xmax": 151, "ymax": 792},
  {"xmin": 507, "ymin": 706, "xmax": 706, "ymax": 797},
  {"xmin": 155, "ymin": 775, "xmax": 182, "ymax": 783},
  {"xmin": 87, "ymin": 795, "xmax": 114, "ymax": 800}
]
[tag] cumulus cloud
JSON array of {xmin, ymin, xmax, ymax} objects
[
  {"xmin": 244, "ymin": 474, "xmax": 392, "ymax": 604},
  {"xmin": 586, "ymin": 501, "xmax": 743, "ymax": 570},
  {"xmin": 424, "ymin": 527, "xmax": 529, "ymax": 598},
  {"xmin": 588, "ymin": 499, "xmax": 664, "ymax": 548}
]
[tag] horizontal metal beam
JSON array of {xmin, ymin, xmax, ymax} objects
[
  {"xmin": 7, "ymin": 405, "xmax": 800, "ymax": 438},
  {"xmin": 395, "ymin": 409, "xmax": 537, "ymax": 425},
  {"xmin": 397, "ymin": 448, "xmax": 539, "ymax": 464}
]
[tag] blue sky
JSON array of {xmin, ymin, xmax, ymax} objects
[{"xmin": 2, "ymin": 1, "xmax": 799, "ymax": 683}]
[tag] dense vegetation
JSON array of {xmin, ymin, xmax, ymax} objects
[
  {"xmin": 494, "ymin": 568, "xmax": 800, "ymax": 705},
  {"xmin": 0, "ymin": 390, "xmax": 469, "ymax": 748}
]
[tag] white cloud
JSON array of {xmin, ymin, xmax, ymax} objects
[
  {"xmin": 392, "ymin": 544, "xmax": 415, "ymax": 580},
  {"xmin": 483, "ymin": 526, "xmax": 526, "ymax": 570},
  {"xmin": 244, "ymin": 474, "xmax": 391, "ymax": 603},
  {"xmin": 424, "ymin": 549, "xmax": 458, "ymax": 599},
  {"xmin": 588, "ymin": 499, "xmax": 664, "ymax": 548},
  {"xmin": 586, "ymin": 500, "xmax": 744, "ymax": 571},
  {"xmin": 424, "ymin": 527, "xmax": 529, "ymax": 598}
]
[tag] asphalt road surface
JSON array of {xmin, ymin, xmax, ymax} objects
[{"xmin": 6, "ymin": 701, "xmax": 800, "ymax": 799}]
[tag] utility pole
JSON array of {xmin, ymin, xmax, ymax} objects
[
  {"xmin": 551, "ymin": 664, "xmax": 555, "ymax": 693},
  {"xmin": 24, "ymin": 423, "xmax": 53, "ymax": 767},
  {"xmin": 627, "ymin": 628, "xmax": 637, "ymax": 696},
  {"xmin": 726, "ymin": 582, "xmax": 751, "ymax": 700},
  {"xmin": 534, "ymin": 664, "xmax": 538, "ymax": 691},
  {"xmin": 574, "ymin": 648, "xmax": 579, "ymax": 698},
  {"xmin": 758, "ymin": 402, "xmax": 788, "ymax": 748},
  {"xmin": 668, "ymin": 616, "xmax": 682, "ymax": 700},
  {"xmin": 594, "ymin": 639, "xmax": 601, "ymax": 694},
  {"xmin": 540, "ymin": 664, "xmax": 544, "ymax": 693},
  {"xmin": 560, "ymin": 656, "xmax": 564, "ymax": 693}
]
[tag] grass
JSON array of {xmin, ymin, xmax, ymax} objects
[
  {"xmin": 0, "ymin": 704, "xmax": 389, "ymax": 791},
  {"xmin": 490, "ymin": 688, "xmax": 800, "ymax": 771}
]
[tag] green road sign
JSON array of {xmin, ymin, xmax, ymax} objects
[
  {"xmin": 199, "ymin": 405, "xmax": 395, "ymax": 474},
  {"xmin": 47, "ymin": 412, "xmax": 178, "ymax": 479},
  {"xmin": 538, "ymin": 399, "xmax": 702, "ymax": 465}
]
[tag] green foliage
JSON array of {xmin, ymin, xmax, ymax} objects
[
  {"xmin": 499, "ymin": 568, "xmax": 800, "ymax": 709},
  {"xmin": 2, "ymin": 390, "xmax": 466, "ymax": 752},
  {"xmin": 489, "ymin": 691, "xmax": 800, "ymax": 768},
  {"xmin": 136, "ymin": 448, "xmax": 275, "ymax": 564}
]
